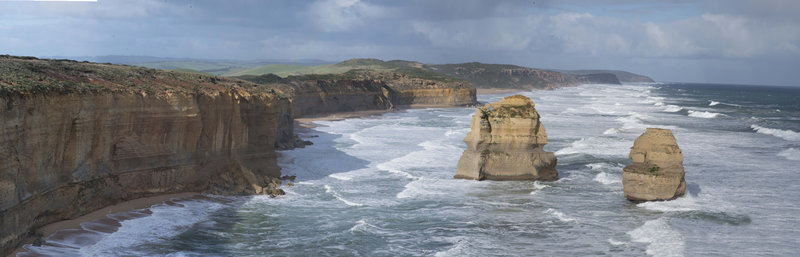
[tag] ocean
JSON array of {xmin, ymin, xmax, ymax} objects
[{"xmin": 20, "ymin": 83, "xmax": 800, "ymax": 256}]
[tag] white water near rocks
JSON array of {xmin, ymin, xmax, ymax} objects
[{"xmin": 21, "ymin": 83, "xmax": 800, "ymax": 256}]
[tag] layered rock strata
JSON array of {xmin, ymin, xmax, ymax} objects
[
  {"xmin": 0, "ymin": 56, "xmax": 478, "ymax": 255},
  {"xmin": 0, "ymin": 57, "xmax": 292, "ymax": 255},
  {"xmin": 455, "ymin": 95, "xmax": 558, "ymax": 180},
  {"xmin": 622, "ymin": 128, "xmax": 686, "ymax": 201}
]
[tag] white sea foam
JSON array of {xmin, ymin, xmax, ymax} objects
[
  {"xmin": 593, "ymin": 172, "xmax": 621, "ymax": 185},
  {"xmin": 396, "ymin": 178, "xmax": 463, "ymax": 199},
  {"xmin": 608, "ymin": 238, "xmax": 629, "ymax": 246},
  {"xmin": 687, "ymin": 110, "xmax": 722, "ymax": 118},
  {"xmin": 532, "ymin": 181, "xmax": 551, "ymax": 190},
  {"xmin": 709, "ymin": 100, "xmax": 720, "ymax": 106},
  {"xmin": 434, "ymin": 236, "xmax": 474, "ymax": 257},
  {"xmin": 348, "ymin": 219, "xmax": 388, "ymax": 235},
  {"xmin": 586, "ymin": 162, "xmax": 623, "ymax": 171},
  {"xmin": 663, "ymin": 105, "xmax": 683, "ymax": 112},
  {"xmin": 444, "ymin": 128, "xmax": 469, "ymax": 137},
  {"xmin": 324, "ymin": 185, "xmax": 364, "ymax": 207},
  {"xmin": 616, "ymin": 112, "xmax": 652, "ymax": 130},
  {"xmin": 751, "ymin": 125, "xmax": 800, "ymax": 141},
  {"xmin": 544, "ymin": 208, "xmax": 576, "ymax": 223},
  {"xmin": 555, "ymin": 137, "xmax": 630, "ymax": 157},
  {"xmin": 603, "ymin": 128, "xmax": 621, "ymax": 135},
  {"xmin": 328, "ymin": 173, "xmax": 353, "ymax": 181},
  {"xmin": 628, "ymin": 218, "xmax": 684, "ymax": 257},
  {"xmin": 637, "ymin": 193, "xmax": 698, "ymax": 212},
  {"xmin": 80, "ymin": 199, "xmax": 229, "ymax": 256},
  {"xmin": 778, "ymin": 148, "xmax": 800, "ymax": 161}
]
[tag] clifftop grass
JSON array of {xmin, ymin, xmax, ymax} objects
[
  {"xmin": 237, "ymin": 68, "xmax": 468, "ymax": 87},
  {"xmin": 0, "ymin": 55, "xmax": 286, "ymax": 97}
]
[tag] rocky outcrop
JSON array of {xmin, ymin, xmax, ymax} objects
[
  {"xmin": 0, "ymin": 56, "xmax": 293, "ymax": 255},
  {"xmin": 622, "ymin": 128, "xmax": 686, "ymax": 201},
  {"xmin": 455, "ymin": 95, "xmax": 558, "ymax": 181}
]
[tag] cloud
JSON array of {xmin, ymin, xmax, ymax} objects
[
  {"xmin": 412, "ymin": 10, "xmax": 800, "ymax": 60},
  {"xmin": 307, "ymin": 0, "xmax": 385, "ymax": 32}
]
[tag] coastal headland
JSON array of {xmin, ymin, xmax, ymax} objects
[{"xmin": 0, "ymin": 55, "xmax": 652, "ymax": 255}]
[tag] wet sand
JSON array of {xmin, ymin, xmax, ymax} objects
[{"xmin": 9, "ymin": 192, "xmax": 200, "ymax": 257}]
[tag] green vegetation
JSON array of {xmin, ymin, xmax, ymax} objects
[
  {"xmin": 429, "ymin": 62, "xmax": 556, "ymax": 89},
  {"xmin": 236, "ymin": 67, "xmax": 465, "ymax": 86},
  {"xmin": 135, "ymin": 61, "xmax": 253, "ymax": 75},
  {"xmin": 226, "ymin": 64, "xmax": 311, "ymax": 76},
  {"xmin": 228, "ymin": 58, "xmax": 409, "ymax": 77},
  {"xmin": 498, "ymin": 104, "xmax": 533, "ymax": 118},
  {"xmin": 648, "ymin": 165, "xmax": 660, "ymax": 173},
  {"xmin": 0, "ymin": 55, "xmax": 283, "ymax": 96}
]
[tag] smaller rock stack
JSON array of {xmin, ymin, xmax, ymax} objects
[
  {"xmin": 455, "ymin": 95, "xmax": 558, "ymax": 181},
  {"xmin": 622, "ymin": 128, "xmax": 686, "ymax": 201}
]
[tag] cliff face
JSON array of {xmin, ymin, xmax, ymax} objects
[
  {"xmin": 0, "ymin": 56, "xmax": 477, "ymax": 255},
  {"xmin": 0, "ymin": 56, "xmax": 293, "ymax": 254},
  {"xmin": 288, "ymin": 79, "xmax": 393, "ymax": 116},
  {"xmin": 238, "ymin": 70, "xmax": 478, "ymax": 117},
  {"xmin": 383, "ymin": 75, "xmax": 476, "ymax": 106},
  {"xmin": 455, "ymin": 95, "xmax": 558, "ymax": 181},
  {"xmin": 622, "ymin": 128, "xmax": 686, "ymax": 201}
]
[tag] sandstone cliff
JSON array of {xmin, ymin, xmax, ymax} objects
[
  {"xmin": 455, "ymin": 95, "xmax": 558, "ymax": 181},
  {"xmin": 238, "ymin": 69, "xmax": 477, "ymax": 117},
  {"xmin": 0, "ymin": 56, "xmax": 477, "ymax": 255},
  {"xmin": 0, "ymin": 56, "xmax": 292, "ymax": 254},
  {"xmin": 622, "ymin": 128, "xmax": 686, "ymax": 201}
]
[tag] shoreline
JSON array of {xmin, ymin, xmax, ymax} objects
[
  {"xmin": 8, "ymin": 192, "xmax": 199, "ymax": 257},
  {"xmin": 8, "ymin": 98, "xmax": 502, "ymax": 256}
]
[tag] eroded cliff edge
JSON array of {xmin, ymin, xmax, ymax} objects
[{"xmin": 0, "ymin": 56, "xmax": 477, "ymax": 255}]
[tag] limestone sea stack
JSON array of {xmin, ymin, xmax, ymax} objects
[
  {"xmin": 455, "ymin": 95, "xmax": 558, "ymax": 181},
  {"xmin": 622, "ymin": 128, "xmax": 686, "ymax": 201}
]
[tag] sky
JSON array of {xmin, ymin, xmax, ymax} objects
[{"xmin": 1, "ymin": 0, "xmax": 799, "ymax": 86}]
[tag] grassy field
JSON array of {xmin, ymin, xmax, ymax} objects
[
  {"xmin": 134, "ymin": 61, "xmax": 254, "ymax": 75},
  {"xmin": 226, "ymin": 59, "xmax": 411, "ymax": 77}
]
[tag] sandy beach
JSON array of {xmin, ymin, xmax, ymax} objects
[{"xmin": 9, "ymin": 192, "xmax": 200, "ymax": 257}]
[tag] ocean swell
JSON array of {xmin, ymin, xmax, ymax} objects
[{"xmin": 751, "ymin": 125, "xmax": 800, "ymax": 141}]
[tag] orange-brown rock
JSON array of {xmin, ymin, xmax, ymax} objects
[
  {"xmin": 0, "ymin": 56, "xmax": 478, "ymax": 255},
  {"xmin": 622, "ymin": 128, "xmax": 686, "ymax": 201},
  {"xmin": 0, "ymin": 56, "xmax": 291, "ymax": 255},
  {"xmin": 455, "ymin": 95, "xmax": 557, "ymax": 181}
]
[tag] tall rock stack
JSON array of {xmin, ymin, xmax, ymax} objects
[
  {"xmin": 455, "ymin": 95, "xmax": 558, "ymax": 181},
  {"xmin": 622, "ymin": 128, "xmax": 686, "ymax": 201}
]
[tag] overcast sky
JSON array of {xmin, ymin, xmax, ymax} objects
[{"xmin": 1, "ymin": 0, "xmax": 799, "ymax": 86}]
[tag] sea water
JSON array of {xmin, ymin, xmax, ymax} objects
[{"xmin": 21, "ymin": 83, "xmax": 800, "ymax": 256}]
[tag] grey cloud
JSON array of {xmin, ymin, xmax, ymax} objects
[{"xmin": 0, "ymin": 0, "xmax": 797, "ymax": 86}]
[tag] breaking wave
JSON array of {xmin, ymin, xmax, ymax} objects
[{"xmin": 751, "ymin": 125, "xmax": 800, "ymax": 141}]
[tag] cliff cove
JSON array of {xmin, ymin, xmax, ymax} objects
[
  {"xmin": 3, "ymin": 56, "xmax": 799, "ymax": 256},
  {"xmin": 0, "ymin": 56, "xmax": 482, "ymax": 255}
]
